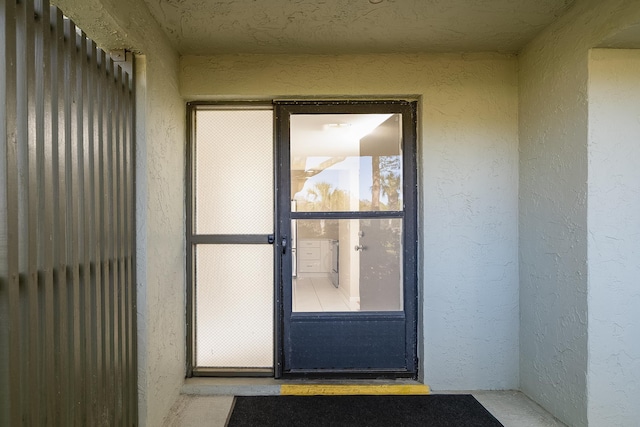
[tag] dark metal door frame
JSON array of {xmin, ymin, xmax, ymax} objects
[{"xmin": 274, "ymin": 100, "xmax": 418, "ymax": 378}]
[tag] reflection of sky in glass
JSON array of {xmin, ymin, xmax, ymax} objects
[{"xmin": 294, "ymin": 156, "xmax": 401, "ymax": 206}]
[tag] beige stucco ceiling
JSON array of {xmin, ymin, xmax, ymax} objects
[{"xmin": 141, "ymin": 0, "xmax": 576, "ymax": 55}]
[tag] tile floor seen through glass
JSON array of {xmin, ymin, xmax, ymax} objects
[{"xmin": 293, "ymin": 277, "xmax": 357, "ymax": 312}]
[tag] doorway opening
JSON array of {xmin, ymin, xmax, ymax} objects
[{"xmin": 187, "ymin": 101, "xmax": 418, "ymax": 378}]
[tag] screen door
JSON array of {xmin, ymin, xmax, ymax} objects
[{"xmin": 188, "ymin": 105, "xmax": 274, "ymax": 374}]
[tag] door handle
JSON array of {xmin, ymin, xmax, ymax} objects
[
  {"xmin": 282, "ymin": 236, "xmax": 287, "ymax": 254},
  {"xmin": 354, "ymin": 244, "xmax": 365, "ymax": 252}
]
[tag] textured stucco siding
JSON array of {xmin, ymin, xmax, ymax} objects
[
  {"xmin": 181, "ymin": 52, "xmax": 520, "ymax": 390},
  {"xmin": 518, "ymin": 20, "xmax": 589, "ymax": 427},
  {"xmin": 135, "ymin": 55, "xmax": 185, "ymax": 427},
  {"xmin": 519, "ymin": 1, "xmax": 640, "ymax": 426},
  {"xmin": 587, "ymin": 48, "xmax": 640, "ymax": 426}
]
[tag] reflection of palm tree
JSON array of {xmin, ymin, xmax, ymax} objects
[
  {"xmin": 305, "ymin": 182, "xmax": 346, "ymax": 235},
  {"xmin": 369, "ymin": 155, "xmax": 401, "ymax": 211},
  {"xmin": 307, "ymin": 182, "xmax": 333, "ymax": 211},
  {"xmin": 306, "ymin": 182, "xmax": 347, "ymax": 211},
  {"xmin": 380, "ymin": 173, "xmax": 401, "ymax": 210}
]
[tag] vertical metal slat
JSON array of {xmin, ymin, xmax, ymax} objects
[
  {"xmin": 16, "ymin": 0, "xmax": 36, "ymax": 422},
  {"xmin": 35, "ymin": 1, "xmax": 56, "ymax": 423},
  {"xmin": 127, "ymin": 65, "xmax": 138, "ymax": 426},
  {"xmin": 96, "ymin": 47, "xmax": 108, "ymax": 422},
  {"xmin": 105, "ymin": 54, "xmax": 116, "ymax": 422},
  {"xmin": 85, "ymin": 36, "xmax": 99, "ymax": 423},
  {"xmin": 70, "ymin": 22, "xmax": 85, "ymax": 425},
  {"xmin": 51, "ymin": 7, "xmax": 71, "ymax": 425},
  {"xmin": 0, "ymin": 0, "xmax": 9, "ymax": 419},
  {"xmin": 115, "ymin": 63, "xmax": 126, "ymax": 424},
  {"xmin": 123, "ymin": 68, "xmax": 134, "ymax": 426},
  {"xmin": 1, "ymin": 0, "xmax": 21, "ymax": 424},
  {"xmin": 112, "ymin": 62, "xmax": 123, "ymax": 424},
  {"xmin": 24, "ymin": 13, "xmax": 41, "ymax": 403},
  {"xmin": 33, "ymin": 0, "xmax": 53, "ymax": 423},
  {"xmin": 75, "ymin": 28, "xmax": 91, "ymax": 427},
  {"xmin": 59, "ymin": 13, "xmax": 79, "ymax": 424}
]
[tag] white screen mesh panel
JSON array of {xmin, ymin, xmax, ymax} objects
[
  {"xmin": 195, "ymin": 245, "xmax": 274, "ymax": 367},
  {"xmin": 195, "ymin": 109, "xmax": 273, "ymax": 234}
]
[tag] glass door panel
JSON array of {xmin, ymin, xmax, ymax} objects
[
  {"xmin": 290, "ymin": 112, "xmax": 404, "ymax": 314},
  {"xmin": 290, "ymin": 114, "xmax": 403, "ymax": 212},
  {"xmin": 292, "ymin": 218, "xmax": 403, "ymax": 312},
  {"xmin": 277, "ymin": 101, "xmax": 418, "ymax": 376}
]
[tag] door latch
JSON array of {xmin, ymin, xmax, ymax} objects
[
  {"xmin": 281, "ymin": 236, "xmax": 287, "ymax": 254},
  {"xmin": 267, "ymin": 234, "xmax": 275, "ymax": 244}
]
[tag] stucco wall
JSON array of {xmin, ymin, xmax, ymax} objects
[
  {"xmin": 181, "ymin": 52, "xmax": 520, "ymax": 390},
  {"xmin": 53, "ymin": 1, "xmax": 186, "ymax": 426},
  {"xmin": 135, "ymin": 54, "xmax": 185, "ymax": 427},
  {"xmin": 519, "ymin": 1, "xmax": 640, "ymax": 426},
  {"xmin": 587, "ymin": 48, "xmax": 640, "ymax": 426},
  {"xmin": 518, "ymin": 14, "xmax": 589, "ymax": 427}
]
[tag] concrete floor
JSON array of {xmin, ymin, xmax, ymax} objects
[
  {"xmin": 162, "ymin": 388, "xmax": 566, "ymax": 426},
  {"xmin": 459, "ymin": 391, "xmax": 566, "ymax": 427}
]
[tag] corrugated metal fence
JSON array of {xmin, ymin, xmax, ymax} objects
[{"xmin": 1, "ymin": 0, "xmax": 137, "ymax": 425}]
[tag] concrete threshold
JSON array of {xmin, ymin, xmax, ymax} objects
[{"xmin": 182, "ymin": 377, "xmax": 430, "ymax": 396}]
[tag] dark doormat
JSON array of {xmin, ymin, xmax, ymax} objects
[{"xmin": 226, "ymin": 395, "xmax": 504, "ymax": 427}]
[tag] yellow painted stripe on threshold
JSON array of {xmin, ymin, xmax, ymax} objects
[{"xmin": 280, "ymin": 384, "xmax": 430, "ymax": 395}]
